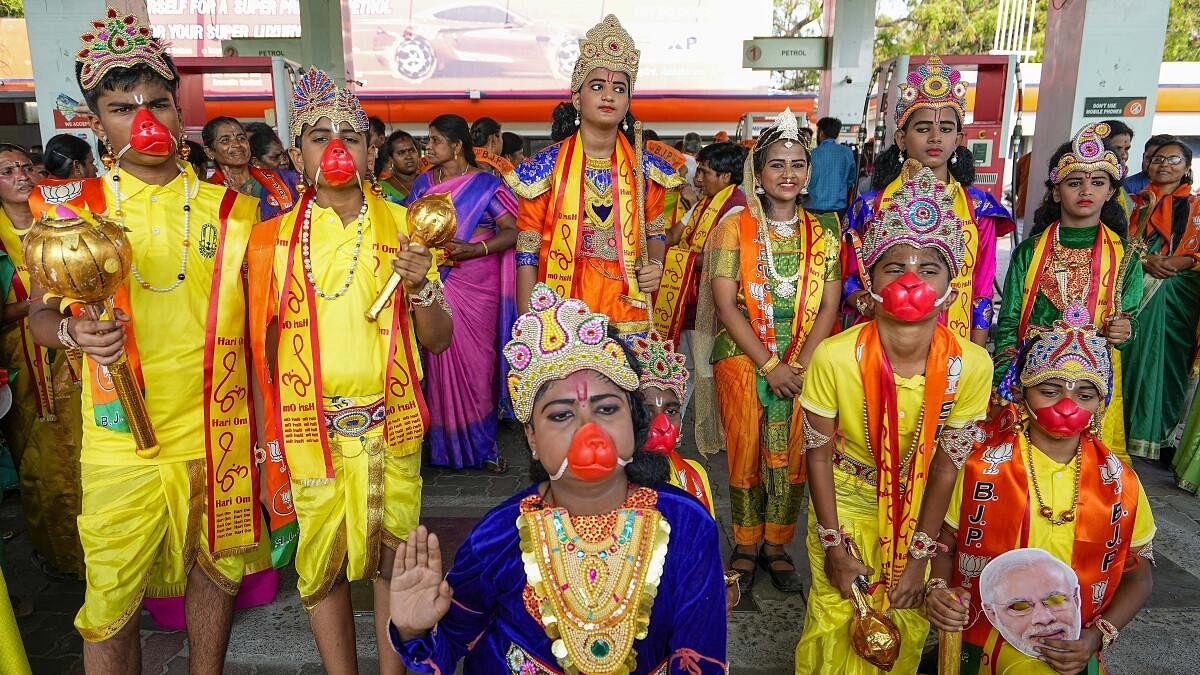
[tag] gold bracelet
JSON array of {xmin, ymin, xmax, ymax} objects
[
  {"xmin": 480, "ymin": 238, "xmax": 490, "ymax": 256},
  {"xmin": 758, "ymin": 354, "xmax": 781, "ymax": 376}
]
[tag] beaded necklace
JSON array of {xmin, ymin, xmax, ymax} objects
[
  {"xmin": 301, "ymin": 195, "xmax": 368, "ymax": 301},
  {"xmin": 758, "ymin": 207, "xmax": 801, "ymax": 298},
  {"xmin": 111, "ymin": 161, "xmax": 192, "ymax": 293},
  {"xmin": 862, "ymin": 401, "xmax": 926, "ymax": 488},
  {"xmin": 1024, "ymin": 429, "xmax": 1083, "ymax": 525}
]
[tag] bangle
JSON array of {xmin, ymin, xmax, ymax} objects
[
  {"xmin": 908, "ymin": 531, "xmax": 947, "ymax": 560},
  {"xmin": 758, "ymin": 354, "xmax": 781, "ymax": 376},
  {"xmin": 480, "ymin": 238, "xmax": 490, "ymax": 256},
  {"xmin": 410, "ymin": 280, "xmax": 453, "ymax": 317},
  {"xmin": 802, "ymin": 412, "xmax": 833, "ymax": 450},
  {"xmin": 925, "ymin": 577, "xmax": 949, "ymax": 597},
  {"xmin": 57, "ymin": 316, "xmax": 79, "ymax": 350},
  {"xmin": 649, "ymin": 258, "xmax": 663, "ymax": 267},
  {"xmin": 816, "ymin": 524, "xmax": 845, "ymax": 549},
  {"xmin": 1093, "ymin": 616, "xmax": 1119, "ymax": 651}
]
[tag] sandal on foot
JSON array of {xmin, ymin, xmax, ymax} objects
[
  {"xmin": 759, "ymin": 547, "xmax": 804, "ymax": 594},
  {"xmin": 728, "ymin": 550, "xmax": 757, "ymax": 595}
]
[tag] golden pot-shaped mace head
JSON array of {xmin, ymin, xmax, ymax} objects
[
  {"xmin": 365, "ymin": 191, "xmax": 459, "ymax": 322},
  {"xmin": 23, "ymin": 206, "xmax": 132, "ymax": 309},
  {"xmin": 407, "ymin": 191, "xmax": 457, "ymax": 248}
]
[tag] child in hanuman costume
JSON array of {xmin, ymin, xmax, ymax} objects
[
  {"xmin": 795, "ymin": 167, "xmax": 992, "ymax": 673},
  {"xmin": 508, "ymin": 14, "xmax": 684, "ymax": 337},
  {"xmin": 27, "ymin": 9, "xmax": 266, "ymax": 671},
  {"xmin": 929, "ymin": 311, "xmax": 1155, "ymax": 674},
  {"xmin": 992, "ymin": 122, "xmax": 1138, "ymax": 462},
  {"xmin": 387, "ymin": 284, "xmax": 727, "ymax": 673},
  {"xmin": 247, "ymin": 68, "xmax": 452, "ymax": 674}
]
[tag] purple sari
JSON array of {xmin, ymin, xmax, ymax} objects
[{"xmin": 406, "ymin": 171, "xmax": 517, "ymax": 469}]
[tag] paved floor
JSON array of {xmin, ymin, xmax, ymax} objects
[{"xmin": 5, "ymin": 413, "xmax": 1200, "ymax": 674}]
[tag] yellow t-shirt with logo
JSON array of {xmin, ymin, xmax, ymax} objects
[
  {"xmin": 799, "ymin": 322, "xmax": 992, "ymax": 466},
  {"xmin": 271, "ymin": 197, "xmax": 438, "ymax": 397},
  {"xmin": 81, "ymin": 165, "xmax": 259, "ymax": 465}
]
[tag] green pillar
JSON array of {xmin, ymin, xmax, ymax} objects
[{"xmin": 299, "ymin": 0, "xmax": 355, "ymax": 86}]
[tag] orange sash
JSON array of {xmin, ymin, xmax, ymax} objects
[
  {"xmin": 209, "ymin": 166, "xmax": 296, "ymax": 212},
  {"xmin": 652, "ymin": 185, "xmax": 741, "ymax": 342},
  {"xmin": 475, "ymin": 148, "xmax": 515, "ymax": 177},
  {"xmin": 1017, "ymin": 222, "xmax": 1122, "ymax": 337},
  {"xmin": 1133, "ymin": 184, "xmax": 1200, "ymax": 256},
  {"xmin": 32, "ymin": 178, "xmax": 258, "ymax": 556},
  {"xmin": 857, "ymin": 321, "xmax": 962, "ymax": 592},
  {"xmin": 736, "ymin": 207, "xmax": 830, "ymax": 363},
  {"xmin": 0, "ymin": 213, "xmax": 57, "ymax": 420},
  {"xmin": 538, "ymin": 132, "xmax": 644, "ymax": 306},
  {"xmin": 953, "ymin": 426, "xmax": 1139, "ymax": 648},
  {"xmin": 259, "ymin": 191, "xmax": 429, "ymax": 483}
]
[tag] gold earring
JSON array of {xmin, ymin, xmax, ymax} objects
[
  {"xmin": 177, "ymin": 134, "xmax": 190, "ymax": 161},
  {"xmin": 369, "ymin": 172, "xmax": 383, "ymax": 197},
  {"xmin": 101, "ymin": 141, "xmax": 116, "ymax": 170},
  {"xmin": 296, "ymin": 179, "xmax": 307, "ymax": 196}
]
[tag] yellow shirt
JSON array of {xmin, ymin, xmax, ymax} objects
[
  {"xmin": 81, "ymin": 165, "xmax": 259, "ymax": 465},
  {"xmin": 800, "ymin": 322, "xmax": 992, "ymax": 465},
  {"xmin": 946, "ymin": 439, "xmax": 1156, "ymax": 555},
  {"xmin": 271, "ymin": 197, "xmax": 438, "ymax": 397}
]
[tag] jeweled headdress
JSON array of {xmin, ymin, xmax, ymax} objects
[
  {"xmin": 895, "ymin": 56, "xmax": 967, "ymax": 129},
  {"xmin": 859, "ymin": 164, "xmax": 967, "ymax": 275},
  {"xmin": 504, "ymin": 284, "xmax": 640, "ymax": 423},
  {"xmin": 1049, "ymin": 122, "xmax": 1126, "ymax": 185},
  {"xmin": 289, "ymin": 67, "xmax": 369, "ymax": 141},
  {"xmin": 754, "ymin": 107, "xmax": 809, "ymax": 156},
  {"xmin": 1019, "ymin": 304, "xmax": 1112, "ymax": 401},
  {"xmin": 76, "ymin": 9, "xmax": 175, "ymax": 93},
  {"xmin": 629, "ymin": 332, "xmax": 688, "ymax": 402},
  {"xmin": 570, "ymin": 14, "xmax": 640, "ymax": 92}
]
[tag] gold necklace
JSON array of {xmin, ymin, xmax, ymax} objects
[{"xmin": 1024, "ymin": 430, "xmax": 1082, "ymax": 525}]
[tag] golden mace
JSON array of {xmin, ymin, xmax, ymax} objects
[
  {"xmin": 365, "ymin": 192, "xmax": 458, "ymax": 322},
  {"xmin": 23, "ymin": 208, "xmax": 159, "ymax": 458}
]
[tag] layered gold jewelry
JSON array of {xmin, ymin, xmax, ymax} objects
[
  {"xmin": 1025, "ymin": 430, "xmax": 1083, "ymax": 525},
  {"xmin": 758, "ymin": 354, "xmax": 781, "ymax": 376}
]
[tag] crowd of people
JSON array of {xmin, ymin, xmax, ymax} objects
[{"xmin": 0, "ymin": 8, "xmax": 1196, "ymax": 675}]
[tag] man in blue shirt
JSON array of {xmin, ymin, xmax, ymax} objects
[{"xmin": 805, "ymin": 116, "xmax": 856, "ymax": 218}]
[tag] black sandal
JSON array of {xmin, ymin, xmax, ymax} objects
[
  {"xmin": 759, "ymin": 546, "xmax": 805, "ymax": 594},
  {"xmin": 484, "ymin": 456, "xmax": 509, "ymax": 474},
  {"xmin": 727, "ymin": 550, "xmax": 757, "ymax": 595}
]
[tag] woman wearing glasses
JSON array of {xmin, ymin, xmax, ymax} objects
[
  {"xmin": 1121, "ymin": 137, "xmax": 1200, "ymax": 461},
  {"xmin": 928, "ymin": 315, "xmax": 1155, "ymax": 675}
]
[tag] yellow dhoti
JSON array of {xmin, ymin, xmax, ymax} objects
[
  {"xmin": 75, "ymin": 459, "xmax": 249, "ymax": 642},
  {"xmin": 291, "ymin": 417, "xmax": 422, "ymax": 610},
  {"xmin": 794, "ymin": 470, "xmax": 928, "ymax": 674},
  {"xmin": 0, "ymin": 565, "xmax": 31, "ymax": 675}
]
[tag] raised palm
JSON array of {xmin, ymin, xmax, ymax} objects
[{"xmin": 389, "ymin": 525, "xmax": 454, "ymax": 640}]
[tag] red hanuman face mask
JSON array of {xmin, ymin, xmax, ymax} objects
[
  {"xmin": 317, "ymin": 138, "xmax": 359, "ymax": 187},
  {"xmin": 1031, "ymin": 398, "xmax": 1093, "ymax": 438},
  {"xmin": 872, "ymin": 271, "xmax": 951, "ymax": 322},
  {"xmin": 548, "ymin": 422, "xmax": 631, "ymax": 482},
  {"xmin": 127, "ymin": 108, "xmax": 175, "ymax": 157}
]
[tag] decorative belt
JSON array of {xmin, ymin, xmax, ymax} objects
[
  {"xmin": 832, "ymin": 450, "xmax": 879, "ymax": 487},
  {"xmin": 323, "ymin": 396, "xmax": 386, "ymax": 437}
]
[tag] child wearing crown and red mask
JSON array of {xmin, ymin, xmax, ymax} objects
[
  {"xmin": 928, "ymin": 311, "xmax": 1155, "ymax": 675},
  {"xmin": 245, "ymin": 67, "xmax": 452, "ymax": 674},
  {"xmin": 795, "ymin": 166, "xmax": 992, "ymax": 673},
  {"xmin": 24, "ymin": 10, "xmax": 268, "ymax": 671}
]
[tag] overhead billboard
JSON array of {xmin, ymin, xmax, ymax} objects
[{"xmin": 147, "ymin": 0, "xmax": 774, "ymax": 96}]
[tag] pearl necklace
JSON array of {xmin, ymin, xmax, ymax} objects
[
  {"xmin": 766, "ymin": 212, "xmax": 800, "ymax": 238},
  {"xmin": 112, "ymin": 162, "xmax": 192, "ymax": 293},
  {"xmin": 758, "ymin": 209, "xmax": 801, "ymax": 298},
  {"xmin": 301, "ymin": 196, "xmax": 368, "ymax": 300}
]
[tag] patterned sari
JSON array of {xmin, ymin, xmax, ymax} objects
[{"xmin": 406, "ymin": 170, "xmax": 518, "ymax": 468}]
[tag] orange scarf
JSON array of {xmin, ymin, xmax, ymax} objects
[
  {"xmin": 856, "ymin": 321, "xmax": 962, "ymax": 591},
  {"xmin": 209, "ymin": 165, "xmax": 296, "ymax": 212},
  {"xmin": 1017, "ymin": 222, "xmax": 1123, "ymax": 335},
  {"xmin": 953, "ymin": 425, "xmax": 1139, "ymax": 651},
  {"xmin": 1134, "ymin": 183, "xmax": 1200, "ymax": 256}
]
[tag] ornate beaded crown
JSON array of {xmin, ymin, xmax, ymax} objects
[
  {"xmin": 754, "ymin": 107, "xmax": 809, "ymax": 157},
  {"xmin": 76, "ymin": 9, "xmax": 175, "ymax": 93},
  {"xmin": 629, "ymin": 332, "xmax": 688, "ymax": 402},
  {"xmin": 504, "ymin": 284, "xmax": 640, "ymax": 423},
  {"xmin": 1020, "ymin": 304, "xmax": 1112, "ymax": 400},
  {"xmin": 860, "ymin": 164, "xmax": 967, "ymax": 275},
  {"xmin": 570, "ymin": 14, "xmax": 640, "ymax": 92},
  {"xmin": 1049, "ymin": 122, "xmax": 1126, "ymax": 185},
  {"xmin": 895, "ymin": 56, "xmax": 967, "ymax": 128},
  {"xmin": 289, "ymin": 67, "xmax": 369, "ymax": 141}
]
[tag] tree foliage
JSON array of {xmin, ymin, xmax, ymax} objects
[
  {"xmin": 873, "ymin": 0, "xmax": 1046, "ymax": 63},
  {"xmin": 1164, "ymin": 0, "xmax": 1200, "ymax": 61},
  {"xmin": 0, "ymin": 0, "xmax": 23, "ymax": 19}
]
